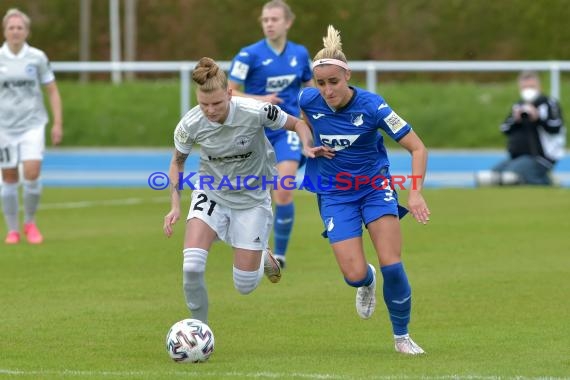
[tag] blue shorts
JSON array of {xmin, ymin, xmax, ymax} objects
[
  {"xmin": 317, "ymin": 188, "xmax": 408, "ymax": 244},
  {"xmin": 266, "ymin": 129, "xmax": 302, "ymax": 164}
]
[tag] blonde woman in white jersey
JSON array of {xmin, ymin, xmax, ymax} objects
[
  {"xmin": 162, "ymin": 57, "xmax": 326, "ymax": 325},
  {"xmin": 0, "ymin": 9, "xmax": 63, "ymax": 244}
]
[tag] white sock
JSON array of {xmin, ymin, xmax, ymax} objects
[
  {"xmin": 1, "ymin": 182, "xmax": 19, "ymax": 231},
  {"xmin": 23, "ymin": 179, "xmax": 42, "ymax": 224}
]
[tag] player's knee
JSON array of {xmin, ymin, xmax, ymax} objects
[
  {"xmin": 233, "ymin": 267, "xmax": 260, "ymax": 295},
  {"xmin": 183, "ymin": 248, "xmax": 208, "ymax": 273},
  {"xmin": 343, "ymin": 267, "xmax": 370, "ymax": 287}
]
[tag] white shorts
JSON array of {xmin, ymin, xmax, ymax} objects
[
  {"xmin": 187, "ymin": 190, "xmax": 273, "ymax": 251},
  {"xmin": 0, "ymin": 127, "xmax": 45, "ymax": 168}
]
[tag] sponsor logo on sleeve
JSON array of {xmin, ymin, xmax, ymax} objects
[
  {"xmin": 264, "ymin": 105, "xmax": 280, "ymax": 122},
  {"xmin": 383, "ymin": 111, "xmax": 407, "ymax": 133},
  {"xmin": 174, "ymin": 127, "xmax": 190, "ymax": 143},
  {"xmin": 230, "ymin": 61, "xmax": 249, "ymax": 80}
]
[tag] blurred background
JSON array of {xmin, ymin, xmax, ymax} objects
[{"xmin": 1, "ymin": 0, "xmax": 569, "ymax": 185}]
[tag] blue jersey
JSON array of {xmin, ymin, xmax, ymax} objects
[
  {"xmin": 299, "ymin": 86, "xmax": 412, "ymax": 200},
  {"xmin": 229, "ymin": 39, "xmax": 312, "ymax": 140}
]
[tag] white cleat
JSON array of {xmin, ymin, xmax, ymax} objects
[
  {"xmin": 263, "ymin": 248, "xmax": 282, "ymax": 283},
  {"xmin": 394, "ymin": 335, "xmax": 425, "ymax": 355},
  {"xmin": 355, "ymin": 264, "xmax": 376, "ymax": 319}
]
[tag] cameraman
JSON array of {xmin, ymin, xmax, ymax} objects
[{"xmin": 476, "ymin": 71, "xmax": 566, "ymax": 186}]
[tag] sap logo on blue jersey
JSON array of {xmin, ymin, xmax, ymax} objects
[
  {"xmin": 320, "ymin": 134, "xmax": 359, "ymax": 151},
  {"xmin": 266, "ymin": 74, "xmax": 296, "ymax": 92}
]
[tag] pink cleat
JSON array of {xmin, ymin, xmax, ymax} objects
[
  {"xmin": 5, "ymin": 231, "xmax": 20, "ymax": 244},
  {"xmin": 24, "ymin": 223, "xmax": 43, "ymax": 244}
]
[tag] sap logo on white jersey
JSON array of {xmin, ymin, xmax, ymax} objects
[
  {"xmin": 266, "ymin": 74, "xmax": 296, "ymax": 92},
  {"xmin": 351, "ymin": 113, "xmax": 364, "ymax": 127},
  {"xmin": 289, "ymin": 56, "xmax": 298, "ymax": 67},
  {"xmin": 312, "ymin": 113, "xmax": 325, "ymax": 120},
  {"xmin": 261, "ymin": 58, "xmax": 273, "ymax": 66},
  {"xmin": 320, "ymin": 134, "xmax": 359, "ymax": 151}
]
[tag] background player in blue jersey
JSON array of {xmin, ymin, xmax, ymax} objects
[
  {"xmin": 228, "ymin": 0, "xmax": 313, "ymax": 268},
  {"xmin": 299, "ymin": 26, "xmax": 430, "ymax": 355}
]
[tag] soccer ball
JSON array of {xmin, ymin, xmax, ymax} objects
[{"xmin": 165, "ymin": 319, "xmax": 215, "ymax": 363}]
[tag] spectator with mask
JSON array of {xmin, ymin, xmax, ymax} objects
[{"xmin": 476, "ymin": 71, "xmax": 566, "ymax": 186}]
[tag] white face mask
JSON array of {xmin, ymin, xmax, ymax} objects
[{"xmin": 520, "ymin": 88, "xmax": 539, "ymax": 103}]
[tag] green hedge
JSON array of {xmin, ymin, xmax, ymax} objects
[
  {"xmin": 3, "ymin": 0, "xmax": 570, "ymax": 62},
  {"xmin": 53, "ymin": 79, "xmax": 568, "ymax": 148}
]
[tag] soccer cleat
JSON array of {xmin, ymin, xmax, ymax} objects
[
  {"xmin": 5, "ymin": 231, "xmax": 20, "ymax": 244},
  {"xmin": 24, "ymin": 223, "xmax": 43, "ymax": 244},
  {"xmin": 394, "ymin": 335, "xmax": 425, "ymax": 355},
  {"xmin": 263, "ymin": 248, "xmax": 282, "ymax": 283},
  {"xmin": 356, "ymin": 264, "xmax": 377, "ymax": 319}
]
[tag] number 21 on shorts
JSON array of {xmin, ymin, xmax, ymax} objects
[{"xmin": 0, "ymin": 144, "xmax": 18, "ymax": 169}]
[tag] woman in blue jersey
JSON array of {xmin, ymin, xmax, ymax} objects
[
  {"xmin": 228, "ymin": 0, "xmax": 313, "ymax": 268},
  {"xmin": 1, "ymin": 9, "xmax": 63, "ymax": 245},
  {"xmin": 299, "ymin": 26, "xmax": 430, "ymax": 355}
]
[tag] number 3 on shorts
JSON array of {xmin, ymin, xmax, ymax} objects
[
  {"xmin": 192, "ymin": 192, "xmax": 217, "ymax": 216},
  {"xmin": 0, "ymin": 144, "xmax": 18, "ymax": 169}
]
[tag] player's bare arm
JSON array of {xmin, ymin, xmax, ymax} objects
[
  {"xmin": 398, "ymin": 131, "xmax": 430, "ymax": 224},
  {"xmin": 164, "ymin": 149, "xmax": 189, "ymax": 237}
]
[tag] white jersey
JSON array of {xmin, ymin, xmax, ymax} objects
[
  {"xmin": 174, "ymin": 96, "xmax": 288, "ymax": 209},
  {"xmin": 0, "ymin": 42, "xmax": 55, "ymax": 133}
]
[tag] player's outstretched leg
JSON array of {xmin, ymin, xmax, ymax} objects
[
  {"xmin": 263, "ymin": 247, "xmax": 282, "ymax": 283},
  {"xmin": 182, "ymin": 248, "xmax": 209, "ymax": 323},
  {"xmin": 381, "ymin": 262, "xmax": 425, "ymax": 355}
]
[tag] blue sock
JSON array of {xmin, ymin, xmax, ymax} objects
[
  {"xmin": 274, "ymin": 203, "xmax": 294, "ymax": 256},
  {"xmin": 345, "ymin": 264, "xmax": 374, "ymax": 287},
  {"xmin": 381, "ymin": 262, "xmax": 411, "ymax": 336}
]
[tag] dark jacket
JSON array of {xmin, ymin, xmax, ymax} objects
[{"xmin": 500, "ymin": 94, "xmax": 566, "ymax": 168}]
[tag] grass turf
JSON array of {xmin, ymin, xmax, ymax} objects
[{"xmin": 0, "ymin": 187, "xmax": 568, "ymax": 379}]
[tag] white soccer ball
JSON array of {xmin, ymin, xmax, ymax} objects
[{"xmin": 165, "ymin": 319, "xmax": 215, "ymax": 363}]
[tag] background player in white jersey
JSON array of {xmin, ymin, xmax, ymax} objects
[
  {"xmin": 162, "ymin": 57, "xmax": 319, "ymax": 325},
  {"xmin": 0, "ymin": 9, "xmax": 63, "ymax": 245},
  {"xmin": 228, "ymin": 0, "xmax": 314, "ymax": 268},
  {"xmin": 300, "ymin": 26, "xmax": 430, "ymax": 355}
]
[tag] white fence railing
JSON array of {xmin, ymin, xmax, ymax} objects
[{"xmin": 52, "ymin": 61, "xmax": 570, "ymax": 118}]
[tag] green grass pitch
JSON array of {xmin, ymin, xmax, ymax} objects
[{"xmin": 0, "ymin": 187, "xmax": 568, "ymax": 379}]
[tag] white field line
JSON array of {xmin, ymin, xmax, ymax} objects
[
  {"xmin": 39, "ymin": 196, "xmax": 170, "ymax": 210},
  {"xmin": 0, "ymin": 369, "xmax": 566, "ymax": 380}
]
